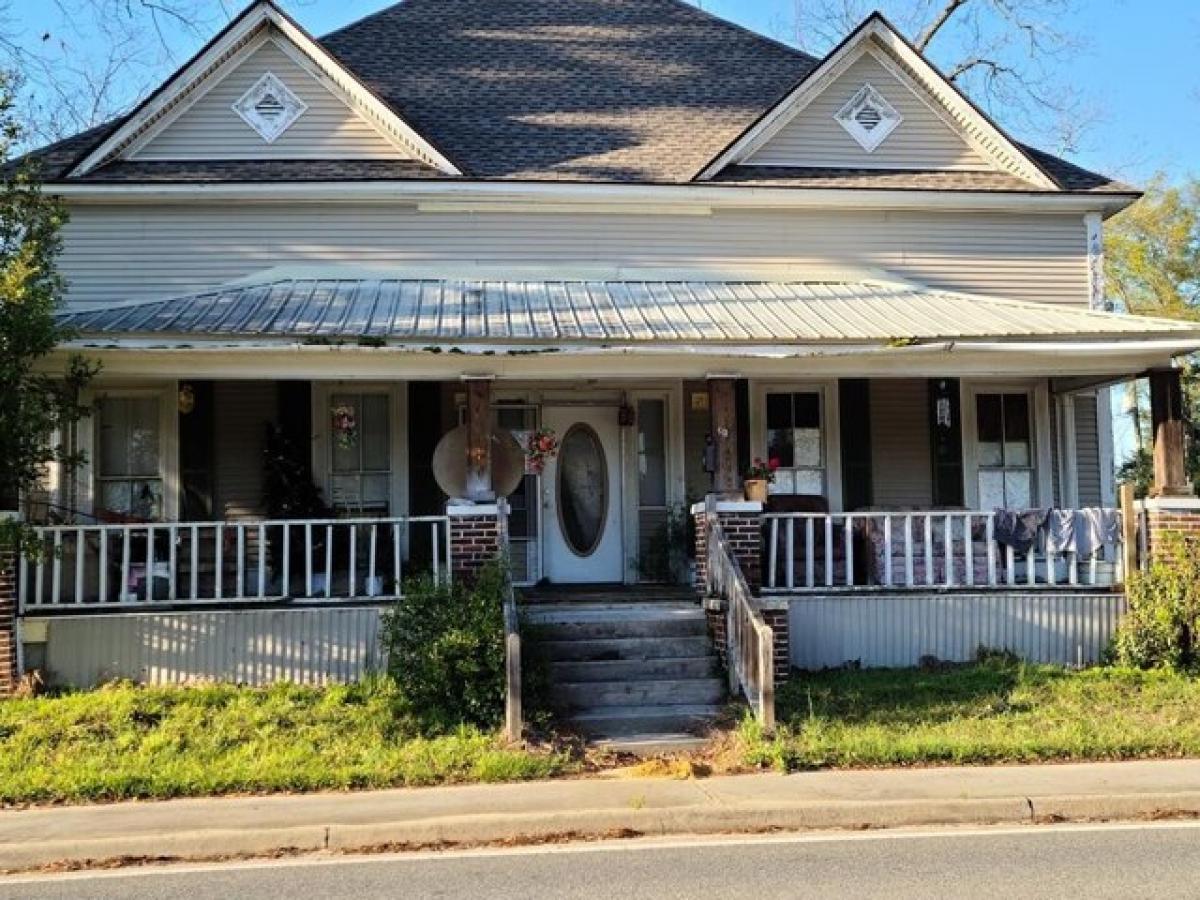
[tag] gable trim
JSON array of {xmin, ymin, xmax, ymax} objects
[
  {"xmin": 696, "ymin": 14, "xmax": 1058, "ymax": 189},
  {"xmin": 69, "ymin": 0, "xmax": 462, "ymax": 176}
]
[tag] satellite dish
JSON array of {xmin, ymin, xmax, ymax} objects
[{"xmin": 432, "ymin": 425, "xmax": 526, "ymax": 499}]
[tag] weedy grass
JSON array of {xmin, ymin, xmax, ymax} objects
[
  {"xmin": 0, "ymin": 677, "xmax": 573, "ymax": 806},
  {"xmin": 739, "ymin": 659, "xmax": 1200, "ymax": 771}
]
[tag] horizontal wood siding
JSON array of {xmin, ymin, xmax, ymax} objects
[
  {"xmin": 788, "ymin": 592, "xmax": 1127, "ymax": 669},
  {"xmin": 1074, "ymin": 392, "xmax": 1103, "ymax": 507},
  {"xmin": 59, "ymin": 204, "xmax": 1090, "ymax": 308},
  {"xmin": 213, "ymin": 381, "xmax": 275, "ymax": 520},
  {"xmin": 746, "ymin": 50, "xmax": 992, "ymax": 171},
  {"xmin": 870, "ymin": 379, "xmax": 933, "ymax": 508},
  {"xmin": 134, "ymin": 39, "xmax": 400, "ymax": 160}
]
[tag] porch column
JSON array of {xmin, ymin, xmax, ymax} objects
[
  {"xmin": 708, "ymin": 377, "xmax": 740, "ymax": 498},
  {"xmin": 464, "ymin": 377, "xmax": 494, "ymax": 502},
  {"xmin": 0, "ymin": 539, "xmax": 16, "ymax": 696},
  {"xmin": 1149, "ymin": 368, "xmax": 1193, "ymax": 498}
]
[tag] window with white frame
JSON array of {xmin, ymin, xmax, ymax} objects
[
  {"xmin": 97, "ymin": 396, "xmax": 162, "ymax": 519},
  {"xmin": 765, "ymin": 391, "xmax": 825, "ymax": 495},
  {"xmin": 976, "ymin": 392, "xmax": 1034, "ymax": 509},
  {"xmin": 329, "ymin": 392, "xmax": 391, "ymax": 514}
]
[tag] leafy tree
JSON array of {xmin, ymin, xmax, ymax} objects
[
  {"xmin": 0, "ymin": 72, "xmax": 95, "ymax": 545},
  {"xmin": 1106, "ymin": 177, "xmax": 1200, "ymax": 495}
]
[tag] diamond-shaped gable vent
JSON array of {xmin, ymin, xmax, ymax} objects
[
  {"xmin": 233, "ymin": 72, "xmax": 307, "ymax": 143},
  {"xmin": 835, "ymin": 83, "xmax": 901, "ymax": 153}
]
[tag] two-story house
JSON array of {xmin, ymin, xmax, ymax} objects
[{"xmin": 7, "ymin": 0, "xmax": 1199, "ymax": 733}]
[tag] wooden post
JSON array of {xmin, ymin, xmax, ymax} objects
[
  {"xmin": 1149, "ymin": 368, "xmax": 1193, "ymax": 498},
  {"xmin": 1119, "ymin": 482, "xmax": 1138, "ymax": 579},
  {"xmin": 709, "ymin": 378, "xmax": 739, "ymax": 498},
  {"xmin": 465, "ymin": 378, "xmax": 494, "ymax": 502}
]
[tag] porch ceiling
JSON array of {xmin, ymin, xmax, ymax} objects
[{"xmin": 59, "ymin": 274, "xmax": 1200, "ymax": 349}]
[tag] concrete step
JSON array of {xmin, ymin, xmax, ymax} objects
[
  {"xmin": 540, "ymin": 635, "xmax": 713, "ymax": 662},
  {"xmin": 553, "ymin": 678, "xmax": 726, "ymax": 710},
  {"xmin": 591, "ymin": 733, "xmax": 711, "ymax": 756},
  {"xmin": 527, "ymin": 616, "xmax": 708, "ymax": 642},
  {"xmin": 550, "ymin": 656, "xmax": 718, "ymax": 683},
  {"xmin": 570, "ymin": 704, "xmax": 724, "ymax": 738}
]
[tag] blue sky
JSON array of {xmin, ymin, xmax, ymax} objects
[{"xmin": 8, "ymin": 0, "xmax": 1200, "ymax": 183}]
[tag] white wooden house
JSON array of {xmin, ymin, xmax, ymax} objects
[{"xmin": 12, "ymin": 0, "xmax": 1200, "ymax": 704}]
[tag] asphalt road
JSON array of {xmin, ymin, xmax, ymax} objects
[{"xmin": 4, "ymin": 822, "xmax": 1200, "ymax": 900}]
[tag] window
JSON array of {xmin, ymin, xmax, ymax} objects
[
  {"xmin": 835, "ymin": 83, "xmax": 902, "ymax": 152},
  {"xmin": 976, "ymin": 392, "xmax": 1034, "ymax": 509},
  {"xmin": 97, "ymin": 396, "xmax": 162, "ymax": 519},
  {"xmin": 330, "ymin": 393, "xmax": 391, "ymax": 513},
  {"xmin": 765, "ymin": 391, "xmax": 824, "ymax": 495}
]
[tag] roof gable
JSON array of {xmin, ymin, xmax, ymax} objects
[
  {"xmin": 131, "ymin": 35, "xmax": 402, "ymax": 161},
  {"xmin": 70, "ymin": 0, "xmax": 461, "ymax": 176},
  {"xmin": 744, "ymin": 47, "xmax": 993, "ymax": 172},
  {"xmin": 698, "ymin": 14, "xmax": 1057, "ymax": 188}
]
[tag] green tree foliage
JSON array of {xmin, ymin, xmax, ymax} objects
[
  {"xmin": 0, "ymin": 71, "xmax": 95, "ymax": 539},
  {"xmin": 1106, "ymin": 176, "xmax": 1200, "ymax": 319}
]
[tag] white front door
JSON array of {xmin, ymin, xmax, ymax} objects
[{"xmin": 542, "ymin": 406, "xmax": 625, "ymax": 584}]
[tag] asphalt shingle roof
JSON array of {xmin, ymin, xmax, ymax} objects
[{"xmin": 13, "ymin": 0, "xmax": 1130, "ymax": 195}]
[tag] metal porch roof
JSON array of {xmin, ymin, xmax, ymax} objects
[{"xmin": 58, "ymin": 277, "xmax": 1200, "ymax": 346}]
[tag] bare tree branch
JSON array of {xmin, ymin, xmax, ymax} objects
[{"xmin": 914, "ymin": 0, "xmax": 969, "ymax": 50}]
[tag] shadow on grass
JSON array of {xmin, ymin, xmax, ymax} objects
[{"xmin": 774, "ymin": 655, "xmax": 1071, "ymax": 729}]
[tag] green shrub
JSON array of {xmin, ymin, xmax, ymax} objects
[
  {"xmin": 1111, "ymin": 536, "xmax": 1200, "ymax": 670},
  {"xmin": 380, "ymin": 561, "xmax": 508, "ymax": 731}
]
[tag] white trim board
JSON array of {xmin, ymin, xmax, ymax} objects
[
  {"xmin": 697, "ymin": 14, "xmax": 1057, "ymax": 189},
  {"xmin": 70, "ymin": 1, "xmax": 460, "ymax": 176}
]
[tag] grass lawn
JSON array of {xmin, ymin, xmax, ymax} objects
[
  {"xmin": 739, "ymin": 658, "xmax": 1200, "ymax": 771},
  {"xmin": 0, "ymin": 679, "xmax": 574, "ymax": 806}
]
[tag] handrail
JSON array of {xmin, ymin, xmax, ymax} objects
[
  {"xmin": 705, "ymin": 500, "xmax": 774, "ymax": 730},
  {"xmin": 498, "ymin": 501, "xmax": 522, "ymax": 742}
]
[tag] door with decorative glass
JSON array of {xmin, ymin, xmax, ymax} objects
[{"xmin": 541, "ymin": 406, "xmax": 624, "ymax": 583}]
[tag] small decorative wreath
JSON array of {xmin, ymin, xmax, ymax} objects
[
  {"xmin": 525, "ymin": 427, "xmax": 559, "ymax": 475},
  {"xmin": 331, "ymin": 404, "xmax": 358, "ymax": 450}
]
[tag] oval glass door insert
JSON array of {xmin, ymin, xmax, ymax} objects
[{"xmin": 556, "ymin": 424, "xmax": 608, "ymax": 557}]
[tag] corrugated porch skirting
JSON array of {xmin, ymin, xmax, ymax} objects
[
  {"xmin": 29, "ymin": 606, "xmax": 389, "ymax": 689},
  {"xmin": 787, "ymin": 591, "xmax": 1127, "ymax": 670}
]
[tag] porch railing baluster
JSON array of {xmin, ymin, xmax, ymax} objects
[
  {"xmin": 235, "ymin": 525, "xmax": 245, "ymax": 599},
  {"xmin": 904, "ymin": 514, "xmax": 914, "ymax": 587},
  {"xmin": 824, "ymin": 517, "xmax": 834, "ymax": 588},
  {"xmin": 393, "ymin": 524, "xmax": 402, "ymax": 592},
  {"xmin": 305, "ymin": 522, "xmax": 313, "ymax": 598},
  {"xmin": 324, "ymin": 525, "xmax": 333, "ymax": 600},
  {"xmin": 282, "ymin": 523, "xmax": 291, "ymax": 598},
  {"xmin": 986, "ymin": 515, "xmax": 996, "ymax": 586},
  {"xmin": 214, "ymin": 524, "xmax": 224, "ymax": 600},
  {"xmin": 368, "ymin": 524, "xmax": 377, "ymax": 596},
  {"xmin": 785, "ymin": 518, "xmax": 794, "ymax": 591},
  {"xmin": 51, "ymin": 530, "xmax": 63, "ymax": 606},
  {"xmin": 147, "ymin": 525, "xmax": 156, "ymax": 603},
  {"xmin": 120, "ymin": 527, "xmax": 131, "ymax": 604},
  {"xmin": 924, "ymin": 515, "xmax": 934, "ymax": 587},
  {"xmin": 943, "ymin": 514, "xmax": 953, "ymax": 588},
  {"xmin": 348, "ymin": 524, "xmax": 357, "ymax": 599},
  {"xmin": 168, "ymin": 524, "xmax": 178, "ymax": 602},
  {"xmin": 190, "ymin": 525, "xmax": 199, "ymax": 600},
  {"xmin": 804, "ymin": 518, "xmax": 815, "ymax": 588},
  {"xmin": 964, "ymin": 515, "xmax": 974, "ymax": 588},
  {"xmin": 883, "ymin": 515, "xmax": 893, "ymax": 587},
  {"xmin": 843, "ymin": 516, "xmax": 854, "ymax": 587},
  {"xmin": 74, "ymin": 528, "xmax": 85, "ymax": 605}
]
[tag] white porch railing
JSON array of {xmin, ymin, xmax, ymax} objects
[
  {"xmin": 764, "ymin": 510, "xmax": 1125, "ymax": 593},
  {"xmin": 20, "ymin": 516, "xmax": 451, "ymax": 611},
  {"xmin": 704, "ymin": 504, "xmax": 774, "ymax": 729}
]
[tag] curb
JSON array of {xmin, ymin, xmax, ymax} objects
[{"xmin": 5, "ymin": 791, "xmax": 1200, "ymax": 873}]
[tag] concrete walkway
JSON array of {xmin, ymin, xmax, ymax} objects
[{"xmin": 2, "ymin": 760, "xmax": 1200, "ymax": 872}]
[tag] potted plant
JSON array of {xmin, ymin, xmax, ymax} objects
[{"xmin": 743, "ymin": 457, "xmax": 778, "ymax": 503}]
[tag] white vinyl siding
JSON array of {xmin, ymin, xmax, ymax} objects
[
  {"xmin": 869, "ymin": 379, "xmax": 933, "ymax": 508},
  {"xmin": 746, "ymin": 50, "xmax": 993, "ymax": 171},
  {"xmin": 133, "ymin": 39, "xmax": 401, "ymax": 161},
  {"xmin": 213, "ymin": 381, "xmax": 274, "ymax": 520},
  {"xmin": 1073, "ymin": 392, "xmax": 1103, "ymax": 507},
  {"xmin": 59, "ymin": 204, "xmax": 1091, "ymax": 309}
]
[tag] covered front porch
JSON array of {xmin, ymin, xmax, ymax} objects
[{"xmin": 17, "ymin": 271, "xmax": 1200, "ymax": 685}]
